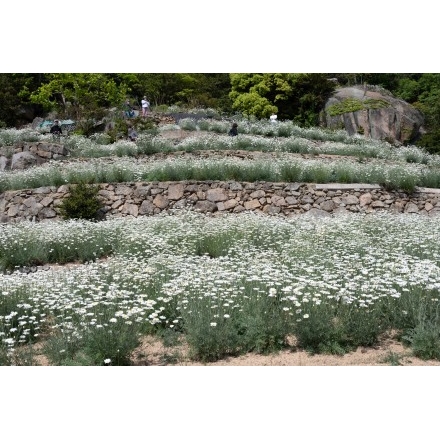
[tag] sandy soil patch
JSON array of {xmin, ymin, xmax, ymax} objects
[{"xmin": 129, "ymin": 332, "xmax": 440, "ymax": 367}]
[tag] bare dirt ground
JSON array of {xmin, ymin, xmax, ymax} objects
[
  {"xmin": 27, "ymin": 329, "xmax": 440, "ymax": 366},
  {"xmin": 129, "ymin": 332, "xmax": 440, "ymax": 367}
]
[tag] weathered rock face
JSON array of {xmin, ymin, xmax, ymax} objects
[
  {"xmin": 1, "ymin": 181, "xmax": 440, "ymax": 224},
  {"xmin": 322, "ymin": 85, "xmax": 425, "ymax": 145},
  {"xmin": 0, "ymin": 142, "xmax": 70, "ymax": 171}
]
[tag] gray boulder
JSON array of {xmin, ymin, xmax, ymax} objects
[
  {"xmin": 0, "ymin": 156, "xmax": 9, "ymax": 171},
  {"xmin": 11, "ymin": 152, "xmax": 42, "ymax": 170},
  {"xmin": 322, "ymin": 85, "xmax": 425, "ymax": 144}
]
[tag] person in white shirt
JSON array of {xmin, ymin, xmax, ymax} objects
[{"xmin": 141, "ymin": 96, "xmax": 150, "ymax": 117}]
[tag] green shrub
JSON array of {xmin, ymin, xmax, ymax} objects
[
  {"xmin": 43, "ymin": 331, "xmax": 85, "ymax": 366},
  {"xmin": 279, "ymin": 163, "xmax": 302, "ymax": 182},
  {"xmin": 340, "ymin": 305, "xmax": 385, "ymax": 347},
  {"xmin": 380, "ymin": 350, "xmax": 405, "ymax": 366},
  {"xmin": 59, "ymin": 182, "xmax": 104, "ymax": 221},
  {"xmin": 403, "ymin": 322, "xmax": 440, "ymax": 360},
  {"xmin": 194, "ymin": 234, "xmax": 231, "ymax": 259},
  {"xmin": 179, "ymin": 118, "xmax": 197, "ymax": 131},
  {"xmin": 182, "ymin": 300, "xmax": 243, "ymax": 362},
  {"xmin": 81, "ymin": 325, "xmax": 142, "ymax": 366},
  {"xmin": 294, "ymin": 304, "xmax": 345, "ymax": 354},
  {"xmin": 44, "ymin": 322, "xmax": 142, "ymax": 366},
  {"xmin": 238, "ymin": 288, "xmax": 290, "ymax": 354}
]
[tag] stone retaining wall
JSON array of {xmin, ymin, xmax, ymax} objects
[
  {"xmin": 0, "ymin": 142, "xmax": 69, "ymax": 171},
  {"xmin": 2, "ymin": 181, "xmax": 440, "ymax": 224}
]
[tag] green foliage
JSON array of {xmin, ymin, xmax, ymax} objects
[
  {"xmin": 403, "ymin": 322, "xmax": 440, "ymax": 360},
  {"xmin": 0, "ymin": 345, "xmax": 10, "ymax": 365},
  {"xmin": 80, "ymin": 324, "xmax": 142, "ymax": 366},
  {"xmin": 334, "ymin": 98, "xmax": 363, "ymax": 114},
  {"xmin": 363, "ymin": 98, "xmax": 391, "ymax": 109},
  {"xmin": 340, "ymin": 305, "xmax": 384, "ymax": 347},
  {"xmin": 178, "ymin": 118, "xmax": 198, "ymax": 131},
  {"xmin": 395, "ymin": 74, "xmax": 440, "ymax": 153},
  {"xmin": 59, "ymin": 182, "xmax": 103, "ymax": 221},
  {"xmin": 0, "ymin": 343, "xmax": 38, "ymax": 366},
  {"xmin": 30, "ymin": 73, "xmax": 128, "ymax": 121},
  {"xmin": 44, "ymin": 320, "xmax": 142, "ymax": 366},
  {"xmin": 417, "ymin": 129, "xmax": 440, "ymax": 154},
  {"xmin": 237, "ymin": 288, "xmax": 290, "ymax": 354},
  {"xmin": 230, "ymin": 90, "xmax": 278, "ymax": 119},
  {"xmin": 420, "ymin": 168, "xmax": 440, "ymax": 188},
  {"xmin": 43, "ymin": 331, "xmax": 85, "ymax": 366},
  {"xmin": 116, "ymin": 73, "xmax": 232, "ymax": 111},
  {"xmin": 194, "ymin": 234, "xmax": 231, "ymax": 258},
  {"xmin": 384, "ymin": 168, "xmax": 418, "ymax": 193},
  {"xmin": 230, "ymin": 73, "xmax": 335, "ymax": 125},
  {"xmin": 294, "ymin": 305, "xmax": 343, "ymax": 354},
  {"xmin": 182, "ymin": 302, "xmax": 243, "ymax": 362},
  {"xmin": 380, "ymin": 350, "xmax": 405, "ymax": 366},
  {"xmin": 279, "ymin": 162, "xmax": 303, "ymax": 181},
  {"xmin": 327, "ymin": 98, "xmax": 389, "ymax": 116},
  {"xmin": 294, "ymin": 299, "xmax": 386, "ymax": 355},
  {"xmin": 0, "ymin": 73, "xmax": 45, "ymax": 127}
]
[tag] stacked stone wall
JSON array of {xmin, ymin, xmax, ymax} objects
[
  {"xmin": 2, "ymin": 181, "xmax": 440, "ymax": 224},
  {"xmin": 0, "ymin": 142, "xmax": 69, "ymax": 171}
]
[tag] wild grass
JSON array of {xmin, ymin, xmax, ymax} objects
[
  {"xmin": 2, "ymin": 124, "xmax": 440, "ymax": 168},
  {"xmin": 1, "ymin": 154, "xmax": 438, "ymax": 193}
]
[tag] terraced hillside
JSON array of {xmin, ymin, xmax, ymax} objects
[{"xmin": 1, "ymin": 116, "xmax": 440, "ymax": 366}]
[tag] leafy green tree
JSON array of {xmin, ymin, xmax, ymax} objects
[
  {"xmin": 229, "ymin": 74, "xmax": 279, "ymax": 118},
  {"xmin": 410, "ymin": 74, "xmax": 440, "ymax": 153},
  {"xmin": 116, "ymin": 73, "xmax": 232, "ymax": 110},
  {"xmin": 29, "ymin": 73, "xmax": 128, "ymax": 120},
  {"xmin": 286, "ymin": 74, "xmax": 336, "ymax": 126},
  {"xmin": 116, "ymin": 73, "xmax": 195, "ymax": 106},
  {"xmin": 229, "ymin": 73, "xmax": 335, "ymax": 125}
]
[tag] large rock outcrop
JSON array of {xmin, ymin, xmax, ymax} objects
[{"xmin": 322, "ymin": 85, "xmax": 425, "ymax": 144}]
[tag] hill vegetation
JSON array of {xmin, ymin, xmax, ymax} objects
[
  {"xmin": 1, "ymin": 110, "xmax": 440, "ymax": 366},
  {"xmin": 1, "ymin": 73, "xmax": 440, "ymax": 152}
]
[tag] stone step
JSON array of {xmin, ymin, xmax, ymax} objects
[
  {"xmin": 315, "ymin": 183, "xmax": 381, "ymax": 190},
  {"xmin": 416, "ymin": 187, "xmax": 440, "ymax": 194},
  {"xmin": 315, "ymin": 184, "xmax": 440, "ymax": 194}
]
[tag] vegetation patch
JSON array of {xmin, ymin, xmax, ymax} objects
[
  {"xmin": 2, "ymin": 212, "xmax": 440, "ymax": 365},
  {"xmin": 59, "ymin": 182, "xmax": 104, "ymax": 221},
  {"xmin": 327, "ymin": 98, "xmax": 391, "ymax": 116}
]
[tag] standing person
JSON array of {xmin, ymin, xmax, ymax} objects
[
  {"xmin": 50, "ymin": 119, "xmax": 62, "ymax": 137},
  {"xmin": 141, "ymin": 96, "xmax": 150, "ymax": 118},
  {"xmin": 228, "ymin": 122, "xmax": 238, "ymax": 136}
]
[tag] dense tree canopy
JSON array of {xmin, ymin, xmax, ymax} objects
[
  {"xmin": 229, "ymin": 73, "xmax": 335, "ymax": 125},
  {"xmin": 114, "ymin": 73, "xmax": 232, "ymax": 109},
  {"xmin": 29, "ymin": 73, "xmax": 128, "ymax": 120},
  {"xmin": 0, "ymin": 74, "xmax": 45, "ymax": 127}
]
